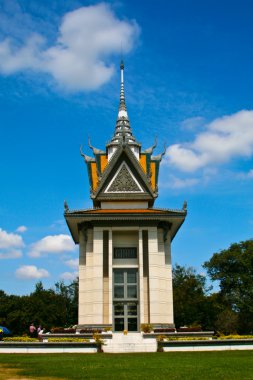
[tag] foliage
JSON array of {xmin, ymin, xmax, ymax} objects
[
  {"xmin": 0, "ymin": 279, "xmax": 78, "ymax": 335},
  {"xmin": 47, "ymin": 338, "xmax": 90, "ymax": 342},
  {"xmin": 3, "ymin": 336, "xmax": 38, "ymax": 342},
  {"xmin": 92, "ymin": 333, "xmax": 105, "ymax": 345},
  {"xmin": 140, "ymin": 323, "xmax": 153, "ymax": 333},
  {"xmin": 156, "ymin": 335, "xmax": 167, "ymax": 341},
  {"xmin": 204, "ymin": 239, "xmax": 253, "ymax": 334},
  {"xmin": 214, "ymin": 308, "xmax": 239, "ymax": 335},
  {"xmin": 166, "ymin": 337, "xmax": 210, "ymax": 341},
  {"xmin": 218, "ymin": 335, "xmax": 253, "ymax": 340},
  {"xmin": 50, "ymin": 328, "xmax": 76, "ymax": 333},
  {"xmin": 172, "ymin": 264, "xmax": 214, "ymax": 330}
]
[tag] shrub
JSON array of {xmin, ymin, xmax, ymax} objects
[
  {"xmin": 141, "ymin": 324, "xmax": 153, "ymax": 333},
  {"xmin": 3, "ymin": 337, "xmax": 38, "ymax": 342},
  {"xmin": 50, "ymin": 328, "xmax": 76, "ymax": 334}
]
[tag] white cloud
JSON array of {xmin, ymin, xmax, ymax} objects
[
  {"xmin": 0, "ymin": 228, "xmax": 24, "ymax": 249},
  {"xmin": 64, "ymin": 259, "xmax": 79, "ymax": 270},
  {"xmin": 0, "ymin": 3, "xmax": 140, "ymax": 91},
  {"xmin": 60, "ymin": 271, "xmax": 78, "ymax": 281},
  {"xmin": 0, "ymin": 249, "xmax": 22, "ymax": 259},
  {"xmin": 166, "ymin": 110, "xmax": 253, "ymax": 172},
  {"xmin": 16, "ymin": 265, "xmax": 50, "ymax": 279},
  {"xmin": 237, "ymin": 169, "xmax": 253, "ymax": 180},
  {"xmin": 16, "ymin": 225, "xmax": 28, "ymax": 233},
  {"xmin": 29, "ymin": 234, "xmax": 75, "ymax": 258},
  {"xmin": 161, "ymin": 176, "xmax": 200, "ymax": 189},
  {"xmin": 181, "ymin": 116, "xmax": 205, "ymax": 131}
]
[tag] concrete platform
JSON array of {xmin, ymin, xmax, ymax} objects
[{"xmin": 103, "ymin": 333, "xmax": 157, "ymax": 353}]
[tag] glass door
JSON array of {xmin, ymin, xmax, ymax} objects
[{"xmin": 113, "ymin": 269, "xmax": 139, "ymax": 332}]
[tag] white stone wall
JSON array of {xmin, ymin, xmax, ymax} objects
[
  {"xmin": 78, "ymin": 225, "xmax": 174, "ymax": 327},
  {"xmin": 148, "ymin": 227, "xmax": 174, "ymax": 325}
]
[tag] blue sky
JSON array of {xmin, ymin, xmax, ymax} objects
[{"xmin": 0, "ymin": 0, "xmax": 253, "ymax": 295}]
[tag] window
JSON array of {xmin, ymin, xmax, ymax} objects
[
  {"xmin": 113, "ymin": 269, "xmax": 139, "ymax": 332},
  {"xmin": 114, "ymin": 247, "xmax": 137, "ymax": 259}
]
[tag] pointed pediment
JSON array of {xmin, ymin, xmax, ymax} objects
[
  {"xmin": 92, "ymin": 144, "xmax": 156, "ymax": 206},
  {"xmin": 105, "ymin": 162, "xmax": 144, "ymax": 193}
]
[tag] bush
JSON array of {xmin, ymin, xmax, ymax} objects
[
  {"xmin": 50, "ymin": 328, "xmax": 76, "ymax": 334},
  {"xmin": 140, "ymin": 324, "xmax": 153, "ymax": 333},
  {"xmin": 3, "ymin": 336, "xmax": 38, "ymax": 342}
]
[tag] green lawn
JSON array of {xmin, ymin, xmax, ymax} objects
[{"xmin": 0, "ymin": 351, "xmax": 253, "ymax": 379}]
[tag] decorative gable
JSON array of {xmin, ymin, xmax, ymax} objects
[
  {"xmin": 105, "ymin": 162, "xmax": 143, "ymax": 193},
  {"xmin": 90, "ymin": 144, "xmax": 156, "ymax": 207}
]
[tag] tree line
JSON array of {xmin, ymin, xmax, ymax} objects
[
  {"xmin": 0, "ymin": 239, "xmax": 252, "ymax": 335},
  {"xmin": 173, "ymin": 239, "xmax": 253, "ymax": 334},
  {"xmin": 0, "ymin": 280, "xmax": 78, "ymax": 335}
]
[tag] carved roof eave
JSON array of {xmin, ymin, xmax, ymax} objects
[
  {"xmin": 143, "ymin": 137, "xmax": 157, "ymax": 154},
  {"xmin": 65, "ymin": 208, "xmax": 187, "ymax": 217},
  {"xmin": 93, "ymin": 144, "xmax": 156, "ymax": 200},
  {"xmin": 64, "ymin": 208, "xmax": 186, "ymax": 243},
  {"xmin": 151, "ymin": 144, "xmax": 166, "ymax": 162}
]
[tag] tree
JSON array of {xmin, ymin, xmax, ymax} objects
[
  {"xmin": 204, "ymin": 239, "xmax": 253, "ymax": 333},
  {"xmin": 54, "ymin": 279, "xmax": 78, "ymax": 326},
  {"xmin": 0, "ymin": 279, "xmax": 78, "ymax": 335},
  {"xmin": 172, "ymin": 264, "xmax": 215, "ymax": 330}
]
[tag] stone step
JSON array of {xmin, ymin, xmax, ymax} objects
[{"xmin": 103, "ymin": 333, "xmax": 157, "ymax": 353}]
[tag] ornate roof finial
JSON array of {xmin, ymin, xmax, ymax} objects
[
  {"xmin": 118, "ymin": 59, "xmax": 127, "ymax": 118},
  {"xmin": 80, "ymin": 145, "xmax": 95, "ymax": 163},
  {"xmin": 64, "ymin": 200, "xmax": 69, "ymax": 212},
  {"xmin": 106, "ymin": 61, "xmax": 141, "ymax": 157}
]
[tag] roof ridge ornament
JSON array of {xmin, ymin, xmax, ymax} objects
[
  {"xmin": 144, "ymin": 137, "xmax": 157, "ymax": 154},
  {"xmin": 152, "ymin": 143, "xmax": 166, "ymax": 161},
  {"xmin": 88, "ymin": 137, "xmax": 105, "ymax": 155},
  {"xmin": 80, "ymin": 145, "xmax": 95, "ymax": 162}
]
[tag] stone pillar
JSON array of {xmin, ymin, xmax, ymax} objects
[
  {"xmin": 148, "ymin": 226, "xmax": 174, "ymax": 326},
  {"xmin": 78, "ymin": 225, "xmax": 90, "ymax": 324},
  {"xmin": 148, "ymin": 227, "xmax": 159, "ymax": 325},
  {"xmin": 108, "ymin": 228, "xmax": 113, "ymax": 324},
  {"xmin": 164, "ymin": 230, "xmax": 174, "ymax": 324},
  {"xmin": 92, "ymin": 227, "xmax": 104, "ymax": 324},
  {"xmin": 138, "ymin": 228, "xmax": 144, "ymax": 325}
]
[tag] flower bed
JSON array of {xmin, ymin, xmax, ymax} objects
[
  {"xmin": 154, "ymin": 328, "xmax": 176, "ymax": 333},
  {"xmin": 177, "ymin": 327, "xmax": 202, "ymax": 332}
]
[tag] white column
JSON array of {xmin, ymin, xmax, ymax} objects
[
  {"xmin": 92, "ymin": 227, "xmax": 104, "ymax": 324},
  {"xmin": 108, "ymin": 228, "xmax": 113, "ymax": 324},
  {"xmin": 164, "ymin": 231, "xmax": 174, "ymax": 324},
  {"xmin": 138, "ymin": 228, "xmax": 144, "ymax": 325},
  {"xmin": 148, "ymin": 227, "xmax": 174, "ymax": 325},
  {"xmin": 78, "ymin": 226, "xmax": 87, "ymax": 324},
  {"xmin": 148, "ymin": 227, "xmax": 159, "ymax": 324}
]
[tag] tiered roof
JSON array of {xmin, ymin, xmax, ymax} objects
[{"xmin": 80, "ymin": 61, "xmax": 166, "ymax": 208}]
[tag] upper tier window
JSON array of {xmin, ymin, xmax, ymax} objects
[{"xmin": 114, "ymin": 247, "xmax": 137, "ymax": 259}]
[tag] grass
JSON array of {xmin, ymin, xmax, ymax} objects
[{"xmin": 0, "ymin": 351, "xmax": 253, "ymax": 379}]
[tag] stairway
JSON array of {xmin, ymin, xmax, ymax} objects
[{"xmin": 103, "ymin": 333, "xmax": 157, "ymax": 353}]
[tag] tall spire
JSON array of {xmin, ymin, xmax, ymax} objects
[
  {"xmin": 106, "ymin": 61, "xmax": 141, "ymax": 160},
  {"xmin": 118, "ymin": 60, "xmax": 128, "ymax": 119}
]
